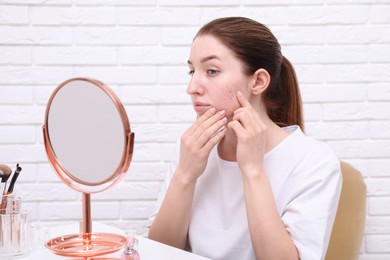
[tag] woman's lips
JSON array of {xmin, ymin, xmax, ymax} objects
[{"xmin": 193, "ymin": 102, "xmax": 211, "ymax": 113}]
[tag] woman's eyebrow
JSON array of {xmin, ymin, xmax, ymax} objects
[{"xmin": 187, "ymin": 55, "xmax": 221, "ymax": 65}]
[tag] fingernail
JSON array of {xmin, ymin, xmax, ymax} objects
[{"xmin": 217, "ymin": 110, "xmax": 226, "ymax": 117}]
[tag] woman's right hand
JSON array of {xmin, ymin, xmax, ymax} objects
[{"xmin": 176, "ymin": 107, "xmax": 227, "ymax": 183}]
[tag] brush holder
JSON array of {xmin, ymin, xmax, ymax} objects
[{"xmin": 0, "ymin": 196, "xmax": 30, "ymax": 259}]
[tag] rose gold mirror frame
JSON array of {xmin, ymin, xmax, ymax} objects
[{"xmin": 42, "ymin": 77, "xmax": 135, "ymax": 258}]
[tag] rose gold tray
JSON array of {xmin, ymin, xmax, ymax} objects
[{"xmin": 45, "ymin": 232, "xmax": 126, "ymax": 258}]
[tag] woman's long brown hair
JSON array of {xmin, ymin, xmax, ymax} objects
[{"xmin": 195, "ymin": 17, "xmax": 304, "ymax": 131}]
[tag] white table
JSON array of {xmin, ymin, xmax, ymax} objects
[{"xmin": 21, "ymin": 222, "xmax": 211, "ymax": 260}]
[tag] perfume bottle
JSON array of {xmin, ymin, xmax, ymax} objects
[{"xmin": 121, "ymin": 233, "xmax": 140, "ymax": 260}]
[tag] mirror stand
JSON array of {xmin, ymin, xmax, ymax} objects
[
  {"xmin": 43, "ymin": 78, "xmax": 134, "ymax": 258},
  {"xmin": 45, "ymin": 192, "xmax": 127, "ymax": 258},
  {"xmin": 82, "ymin": 193, "xmax": 92, "ymax": 234}
]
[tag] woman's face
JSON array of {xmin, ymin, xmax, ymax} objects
[{"xmin": 187, "ymin": 35, "xmax": 253, "ymax": 118}]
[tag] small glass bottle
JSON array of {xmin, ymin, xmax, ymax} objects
[{"xmin": 121, "ymin": 233, "xmax": 140, "ymax": 260}]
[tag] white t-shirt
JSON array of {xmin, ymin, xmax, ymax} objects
[{"xmin": 150, "ymin": 126, "xmax": 342, "ymax": 260}]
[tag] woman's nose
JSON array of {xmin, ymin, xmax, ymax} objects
[{"xmin": 186, "ymin": 75, "xmax": 203, "ymax": 96}]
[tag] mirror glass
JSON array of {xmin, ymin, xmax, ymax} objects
[{"xmin": 43, "ymin": 78, "xmax": 134, "ymax": 193}]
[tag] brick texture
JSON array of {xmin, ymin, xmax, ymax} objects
[{"xmin": 0, "ymin": 2, "xmax": 389, "ymax": 258}]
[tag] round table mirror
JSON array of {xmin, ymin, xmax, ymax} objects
[{"xmin": 42, "ymin": 77, "xmax": 134, "ymax": 258}]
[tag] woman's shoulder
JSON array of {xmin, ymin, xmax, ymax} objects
[
  {"xmin": 285, "ymin": 125, "xmax": 338, "ymax": 158},
  {"xmin": 273, "ymin": 126, "xmax": 341, "ymax": 180}
]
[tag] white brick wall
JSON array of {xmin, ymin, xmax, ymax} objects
[{"xmin": 0, "ymin": 1, "xmax": 389, "ymax": 258}]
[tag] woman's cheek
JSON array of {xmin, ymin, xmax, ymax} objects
[{"xmin": 221, "ymin": 88, "xmax": 240, "ymax": 117}]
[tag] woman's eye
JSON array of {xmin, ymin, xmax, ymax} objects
[
  {"xmin": 188, "ymin": 70, "xmax": 194, "ymax": 76},
  {"xmin": 207, "ymin": 69, "xmax": 219, "ymax": 76}
]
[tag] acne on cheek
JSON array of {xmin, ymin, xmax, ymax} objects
[{"xmin": 221, "ymin": 88, "xmax": 240, "ymax": 117}]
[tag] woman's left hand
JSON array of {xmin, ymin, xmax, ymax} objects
[{"xmin": 228, "ymin": 91, "xmax": 266, "ymax": 175}]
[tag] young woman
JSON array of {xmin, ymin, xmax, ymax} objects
[{"xmin": 148, "ymin": 17, "xmax": 342, "ymax": 260}]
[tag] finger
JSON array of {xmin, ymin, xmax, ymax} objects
[
  {"xmin": 187, "ymin": 107, "xmax": 217, "ymax": 135},
  {"xmin": 200, "ymin": 125, "xmax": 227, "ymax": 152},
  {"xmin": 234, "ymin": 91, "xmax": 257, "ymax": 125},
  {"xmin": 236, "ymin": 91, "xmax": 251, "ymax": 108},
  {"xmin": 196, "ymin": 115, "xmax": 227, "ymax": 145},
  {"xmin": 228, "ymin": 120, "xmax": 255, "ymax": 145},
  {"xmin": 228, "ymin": 120, "xmax": 245, "ymax": 137},
  {"xmin": 233, "ymin": 93, "xmax": 260, "ymax": 129},
  {"xmin": 232, "ymin": 107, "xmax": 254, "ymax": 130},
  {"xmin": 210, "ymin": 125, "xmax": 227, "ymax": 139},
  {"xmin": 193, "ymin": 110, "xmax": 226, "ymax": 139}
]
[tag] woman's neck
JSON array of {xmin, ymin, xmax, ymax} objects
[{"xmin": 217, "ymin": 128, "xmax": 238, "ymax": 162}]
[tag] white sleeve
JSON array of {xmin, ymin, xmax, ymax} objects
[{"xmin": 282, "ymin": 152, "xmax": 343, "ymax": 260}]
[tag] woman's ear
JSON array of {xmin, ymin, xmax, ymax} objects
[{"xmin": 251, "ymin": 68, "xmax": 271, "ymax": 95}]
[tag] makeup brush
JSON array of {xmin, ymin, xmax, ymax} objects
[
  {"xmin": 7, "ymin": 163, "xmax": 22, "ymax": 194},
  {"xmin": 1, "ymin": 164, "xmax": 22, "ymax": 212},
  {"xmin": 0, "ymin": 164, "xmax": 12, "ymax": 195},
  {"xmin": 0, "ymin": 170, "xmax": 4, "ymax": 198}
]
